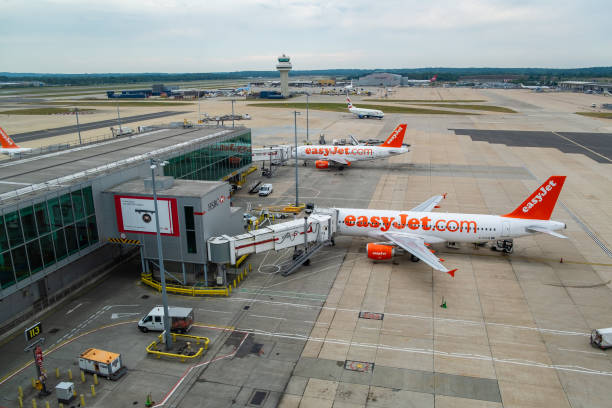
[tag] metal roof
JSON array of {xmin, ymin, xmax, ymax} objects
[{"xmin": 0, "ymin": 126, "xmax": 247, "ymax": 207}]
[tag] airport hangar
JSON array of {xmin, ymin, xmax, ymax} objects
[{"xmin": 0, "ymin": 126, "xmax": 254, "ymax": 334}]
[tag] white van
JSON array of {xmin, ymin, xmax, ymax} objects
[
  {"xmin": 138, "ymin": 306, "xmax": 194, "ymax": 333},
  {"xmin": 591, "ymin": 328, "xmax": 612, "ymax": 349}
]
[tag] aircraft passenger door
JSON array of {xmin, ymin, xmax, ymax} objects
[{"xmin": 501, "ymin": 222, "xmax": 511, "ymax": 237}]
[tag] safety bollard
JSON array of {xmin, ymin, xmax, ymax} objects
[
  {"xmin": 45, "ymin": 402, "xmax": 50, "ymax": 408},
  {"xmin": 93, "ymin": 373, "xmax": 98, "ymax": 385},
  {"xmin": 68, "ymin": 369, "xmax": 72, "ymax": 380},
  {"xmin": 18, "ymin": 385, "xmax": 23, "ymax": 398},
  {"xmin": 73, "ymin": 388, "xmax": 77, "ymax": 398},
  {"xmin": 91, "ymin": 384, "xmax": 96, "ymax": 397},
  {"xmin": 81, "ymin": 370, "xmax": 86, "ymax": 383},
  {"xmin": 17, "ymin": 396, "xmax": 23, "ymax": 408},
  {"xmin": 55, "ymin": 367, "xmax": 60, "ymax": 378},
  {"xmin": 59, "ymin": 404, "xmax": 64, "ymax": 408},
  {"xmin": 31, "ymin": 398, "xmax": 37, "ymax": 408},
  {"xmin": 31, "ymin": 378, "xmax": 36, "ymax": 388},
  {"xmin": 80, "ymin": 394, "xmax": 86, "ymax": 406},
  {"xmin": 233, "ymin": 279, "xmax": 236, "ymax": 288},
  {"xmin": 249, "ymin": 263, "xmax": 252, "ymax": 273}
]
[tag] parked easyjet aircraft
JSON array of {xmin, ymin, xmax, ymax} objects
[
  {"xmin": 331, "ymin": 176, "xmax": 567, "ymax": 277},
  {"xmin": 0, "ymin": 127, "xmax": 32, "ymax": 156},
  {"xmin": 347, "ymin": 97, "xmax": 384, "ymax": 119},
  {"xmin": 295, "ymin": 124, "xmax": 409, "ymax": 169}
]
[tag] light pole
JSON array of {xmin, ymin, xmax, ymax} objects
[
  {"xmin": 197, "ymin": 89, "xmax": 201, "ymax": 123},
  {"xmin": 293, "ymin": 111, "xmax": 301, "ymax": 206},
  {"xmin": 231, "ymin": 99, "xmax": 235, "ymax": 128},
  {"xmin": 116, "ymin": 101, "xmax": 122, "ymax": 133},
  {"xmin": 306, "ymin": 93, "xmax": 309, "ymax": 143},
  {"xmin": 150, "ymin": 158, "xmax": 172, "ymax": 350},
  {"xmin": 75, "ymin": 107, "xmax": 82, "ymax": 145}
]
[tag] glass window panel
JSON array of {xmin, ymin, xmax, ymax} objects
[
  {"xmin": 87, "ymin": 216, "xmax": 99, "ymax": 244},
  {"xmin": 71, "ymin": 190, "xmax": 85, "ymax": 220},
  {"xmin": 76, "ymin": 220, "xmax": 88, "ymax": 248},
  {"xmin": 48, "ymin": 197, "xmax": 63, "ymax": 230},
  {"xmin": 52, "ymin": 229, "xmax": 67, "ymax": 261},
  {"xmin": 26, "ymin": 240, "xmax": 43, "ymax": 274},
  {"xmin": 184, "ymin": 206, "xmax": 195, "ymax": 230},
  {"xmin": 83, "ymin": 186, "xmax": 95, "ymax": 215},
  {"xmin": 12, "ymin": 245, "xmax": 29, "ymax": 281},
  {"xmin": 5, "ymin": 211, "xmax": 24, "ymax": 247},
  {"xmin": 60, "ymin": 194, "xmax": 74, "ymax": 225},
  {"xmin": 0, "ymin": 215, "xmax": 8, "ymax": 252},
  {"xmin": 20, "ymin": 206, "xmax": 38, "ymax": 241},
  {"xmin": 34, "ymin": 202, "xmax": 51, "ymax": 234},
  {"xmin": 187, "ymin": 231, "xmax": 197, "ymax": 253},
  {"xmin": 40, "ymin": 234, "xmax": 55, "ymax": 267},
  {"xmin": 0, "ymin": 251, "xmax": 15, "ymax": 288},
  {"xmin": 64, "ymin": 225, "xmax": 78, "ymax": 255}
]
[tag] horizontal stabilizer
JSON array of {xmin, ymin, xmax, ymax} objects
[{"xmin": 527, "ymin": 226, "xmax": 567, "ymax": 239}]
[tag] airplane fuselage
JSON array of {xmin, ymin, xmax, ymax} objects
[
  {"xmin": 335, "ymin": 208, "xmax": 565, "ymax": 243},
  {"xmin": 349, "ymin": 106, "xmax": 383, "ymax": 119},
  {"xmin": 0, "ymin": 147, "xmax": 32, "ymax": 156},
  {"xmin": 296, "ymin": 145, "xmax": 408, "ymax": 163}
]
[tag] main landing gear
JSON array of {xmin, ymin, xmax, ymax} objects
[
  {"xmin": 411, "ymin": 254, "xmax": 420, "ymax": 262},
  {"xmin": 493, "ymin": 239, "xmax": 514, "ymax": 254}
]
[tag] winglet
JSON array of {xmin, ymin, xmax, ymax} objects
[
  {"xmin": 447, "ymin": 269, "xmax": 456, "ymax": 278},
  {"xmin": 503, "ymin": 176, "xmax": 566, "ymax": 220},
  {"xmin": 380, "ymin": 124, "xmax": 407, "ymax": 148}
]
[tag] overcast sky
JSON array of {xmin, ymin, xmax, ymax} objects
[{"xmin": 1, "ymin": 0, "xmax": 610, "ymax": 73}]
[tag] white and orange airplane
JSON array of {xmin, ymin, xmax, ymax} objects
[
  {"xmin": 295, "ymin": 124, "xmax": 409, "ymax": 169},
  {"xmin": 327, "ymin": 176, "xmax": 567, "ymax": 276},
  {"xmin": 0, "ymin": 127, "xmax": 32, "ymax": 156},
  {"xmin": 403, "ymin": 74, "xmax": 438, "ymax": 86}
]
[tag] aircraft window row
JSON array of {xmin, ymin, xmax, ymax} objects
[{"xmin": 339, "ymin": 219, "xmax": 496, "ymax": 232}]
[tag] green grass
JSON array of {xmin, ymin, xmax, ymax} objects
[
  {"xmin": 575, "ymin": 112, "xmax": 612, "ymax": 119},
  {"xmin": 247, "ymin": 102, "xmax": 476, "ymax": 115},
  {"xmin": 0, "ymin": 107, "xmax": 95, "ymax": 115},
  {"xmin": 364, "ymin": 99, "xmax": 487, "ymax": 103},
  {"xmin": 414, "ymin": 103, "xmax": 516, "ymax": 113},
  {"xmin": 33, "ymin": 101, "xmax": 194, "ymax": 107}
]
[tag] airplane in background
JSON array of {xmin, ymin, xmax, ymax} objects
[
  {"xmin": 347, "ymin": 97, "xmax": 384, "ymax": 119},
  {"xmin": 344, "ymin": 80, "xmax": 354, "ymax": 91},
  {"xmin": 331, "ymin": 176, "xmax": 567, "ymax": 277},
  {"xmin": 403, "ymin": 74, "xmax": 438, "ymax": 86},
  {"xmin": 0, "ymin": 127, "xmax": 32, "ymax": 156},
  {"xmin": 296, "ymin": 123, "xmax": 409, "ymax": 169},
  {"xmin": 520, "ymin": 83, "xmax": 551, "ymax": 92}
]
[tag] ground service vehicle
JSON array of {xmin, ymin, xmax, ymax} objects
[
  {"xmin": 258, "ymin": 184, "xmax": 273, "ymax": 196},
  {"xmin": 138, "ymin": 306, "xmax": 194, "ymax": 333}
]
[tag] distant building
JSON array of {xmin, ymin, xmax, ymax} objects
[
  {"xmin": 558, "ymin": 81, "xmax": 612, "ymax": 93},
  {"xmin": 357, "ymin": 73, "xmax": 401, "ymax": 87},
  {"xmin": 315, "ymin": 79, "xmax": 336, "ymax": 86}
]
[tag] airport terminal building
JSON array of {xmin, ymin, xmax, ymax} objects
[{"xmin": 0, "ymin": 126, "xmax": 252, "ymax": 333}]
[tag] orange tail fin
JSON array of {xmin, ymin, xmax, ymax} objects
[
  {"xmin": 0, "ymin": 127, "xmax": 20, "ymax": 149},
  {"xmin": 380, "ymin": 124, "xmax": 406, "ymax": 148},
  {"xmin": 503, "ymin": 176, "xmax": 566, "ymax": 220}
]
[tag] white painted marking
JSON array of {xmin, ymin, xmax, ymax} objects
[
  {"xmin": 110, "ymin": 312, "xmax": 141, "ymax": 320},
  {"xmin": 249, "ymin": 314, "xmax": 286, "ymax": 320},
  {"xmin": 197, "ymin": 308, "xmax": 232, "ymax": 314},
  {"xmin": 558, "ymin": 347, "xmax": 606, "ymax": 356},
  {"xmin": 66, "ymin": 303, "xmax": 83, "ymax": 315}
]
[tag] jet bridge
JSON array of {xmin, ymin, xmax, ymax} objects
[{"xmin": 207, "ymin": 209, "xmax": 337, "ymax": 272}]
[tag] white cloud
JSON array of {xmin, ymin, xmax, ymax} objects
[{"xmin": 0, "ymin": 0, "xmax": 610, "ymax": 72}]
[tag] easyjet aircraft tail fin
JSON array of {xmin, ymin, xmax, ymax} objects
[
  {"xmin": 380, "ymin": 124, "xmax": 407, "ymax": 148},
  {"xmin": 503, "ymin": 176, "xmax": 566, "ymax": 220},
  {"xmin": 0, "ymin": 127, "xmax": 20, "ymax": 149},
  {"xmin": 431, "ymin": 75, "xmax": 438, "ymax": 82}
]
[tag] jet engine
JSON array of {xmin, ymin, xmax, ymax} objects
[
  {"xmin": 315, "ymin": 160, "xmax": 329, "ymax": 169},
  {"xmin": 366, "ymin": 243, "xmax": 396, "ymax": 260}
]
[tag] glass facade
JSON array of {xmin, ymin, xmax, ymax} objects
[
  {"xmin": 164, "ymin": 132, "xmax": 252, "ymax": 181},
  {"xmin": 0, "ymin": 187, "xmax": 99, "ymax": 289}
]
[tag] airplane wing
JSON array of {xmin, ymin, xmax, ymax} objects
[
  {"xmin": 410, "ymin": 195, "xmax": 445, "ymax": 212},
  {"xmin": 382, "ymin": 232, "xmax": 456, "ymax": 276},
  {"xmin": 329, "ymin": 157, "xmax": 351, "ymax": 165},
  {"xmin": 527, "ymin": 226, "xmax": 567, "ymax": 239}
]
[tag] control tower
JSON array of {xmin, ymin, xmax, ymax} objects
[{"xmin": 276, "ymin": 54, "xmax": 292, "ymax": 98}]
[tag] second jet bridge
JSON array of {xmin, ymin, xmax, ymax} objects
[{"xmin": 207, "ymin": 209, "xmax": 337, "ymax": 274}]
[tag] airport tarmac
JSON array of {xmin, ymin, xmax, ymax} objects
[{"xmin": 1, "ymin": 87, "xmax": 612, "ymax": 407}]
